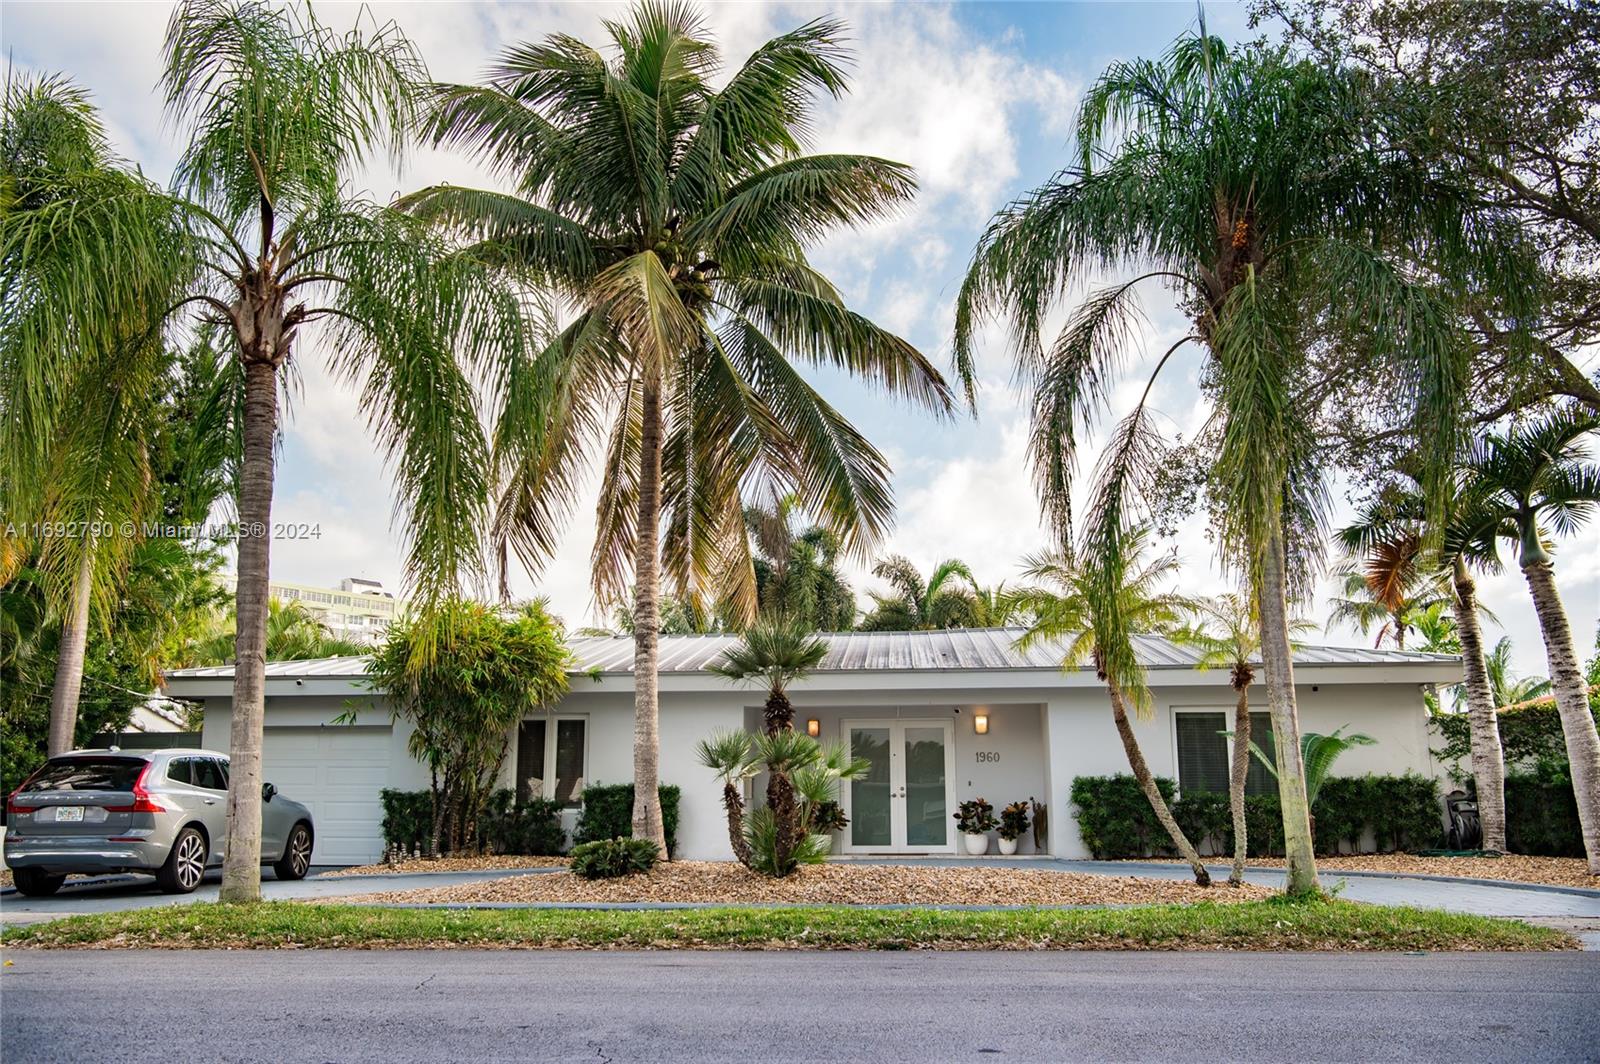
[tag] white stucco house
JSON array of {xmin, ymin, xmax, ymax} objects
[{"xmin": 161, "ymin": 628, "xmax": 1461, "ymax": 865}]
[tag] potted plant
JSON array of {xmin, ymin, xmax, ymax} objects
[
  {"xmin": 953, "ymin": 798, "xmax": 998, "ymax": 855},
  {"xmin": 997, "ymin": 801, "xmax": 1031, "ymax": 855}
]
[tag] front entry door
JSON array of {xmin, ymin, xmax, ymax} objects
[{"xmin": 842, "ymin": 719, "xmax": 956, "ymax": 853}]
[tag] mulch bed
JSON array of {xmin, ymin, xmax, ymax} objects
[
  {"xmin": 348, "ymin": 861, "xmax": 1270, "ymax": 907},
  {"xmin": 1132, "ymin": 854, "xmax": 1598, "ymax": 890},
  {"xmin": 320, "ymin": 856, "xmax": 569, "ymax": 877}
]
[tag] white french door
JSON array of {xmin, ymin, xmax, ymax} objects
[{"xmin": 841, "ymin": 719, "xmax": 956, "ymax": 854}]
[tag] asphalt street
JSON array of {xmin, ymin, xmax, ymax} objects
[{"xmin": 2, "ymin": 949, "xmax": 1595, "ymax": 1063}]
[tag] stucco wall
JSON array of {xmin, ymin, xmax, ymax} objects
[{"xmin": 186, "ymin": 670, "xmax": 1440, "ymax": 863}]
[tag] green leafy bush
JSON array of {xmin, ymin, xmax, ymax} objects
[
  {"xmin": 1504, "ymin": 765, "xmax": 1585, "ymax": 857},
  {"xmin": 569, "ymin": 837, "xmax": 659, "ymax": 880},
  {"xmin": 1430, "ymin": 704, "xmax": 1599, "ymax": 779},
  {"xmin": 744, "ymin": 806, "xmax": 829, "ymax": 876},
  {"xmin": 1072, "ymin": 774, "xmax": 1441, "ymax": 858},
  {"xmin": 572, "ymin": 783, "xmax": 681, "ymax": 857},
  {"xmin": 381, "ymin": 788, "xmax": 564, "ymax": 855},
  {"xmin": 1070, "ymin": 776, "xmax": 1176, "ymax": 859}
]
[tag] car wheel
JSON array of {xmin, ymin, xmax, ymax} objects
[
  {"xmin": 273, "ymin": 823, "xmax": 313, "ymax": 881},
  {"xmin": 12, "ymin": 869, "xmax": 66, "ymax": 897},
  {"xmin": 156, "ymin": 827, "xmax": 208, "ymax": 894}
]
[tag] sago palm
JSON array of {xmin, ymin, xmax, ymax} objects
[
  {"xmin": 1014, "ymin": 514, "xmax": 1212, "ymax": 886},
  {"xmin": 956, "ymin": 33, "xmax": 1528, "ymax": 894},
  {"xmin": 404, "ymin": 2, "xmax": 951, "ymax": 852},
  {"xmin": 2, "ymin": 2, "xmax": 530, "ymax": 902},
  {"xmin": 1456, "ymin": 405, "xmax": 1600, "ymax": 873}
]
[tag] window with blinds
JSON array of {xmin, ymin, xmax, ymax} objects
[{"xmin": 1175, "ymin": 711, "xmax": 1277, "ymax": 796}]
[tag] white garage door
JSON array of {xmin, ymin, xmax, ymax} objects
[{"xmin": 263, "ymin": 726, "xmax": 391, "ymax": 865}]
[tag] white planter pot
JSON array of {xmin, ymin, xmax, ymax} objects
[
  {"xmin": 810, "ymin": 833, "xmax": 833, "ymax": 856},
  {"xmin": 962, "ymin": 832, "xmax": 989, "ymax": 856},
  {"xmin": 998, "ymin": 837, "xmax": 1019, "ymax": 856}
]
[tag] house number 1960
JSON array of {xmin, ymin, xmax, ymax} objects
[{"xmin": 974, "ymin": 751, "xmax": 1001, "ymax": 763}]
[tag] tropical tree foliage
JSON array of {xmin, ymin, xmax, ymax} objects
[
  {"xmin": 858, "ymin": 555, "xmax": 981, "ymax": 631},
  {"xmin": 957, "ymin": 30, "xmax": 1530, "ymax": 894},
  {"xmin": 365, "ymin": 599, "xmax": 573, "ymax": 855},
  {"xmin": 746, "ymin": 493, "xmax": 856, "ymax": 631},
  {"xmin": 186, "ymin": 598, "xmax": 369, "ymax": 666},
  {"xmin": 404, "ymin": 2, "xmax": 952, "ymax": 852},
  {"xmin": 1454, "ymin": 405, "xmax": 1600, "ymax": 871}
]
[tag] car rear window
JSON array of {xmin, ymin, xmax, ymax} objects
[{"xmin": 23, "ymin": 757, "xmax": 147, "ymax": 792}]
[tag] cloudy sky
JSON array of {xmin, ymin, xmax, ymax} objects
[{"xmin": 8, "ymin": 1, "xmax": 1595, "ymax": 679}]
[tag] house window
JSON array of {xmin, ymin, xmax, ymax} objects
[
  {"xmin": 1175, "ymin": 711, "xmax": 1276, "ymax": 796},
  {"xmin": 516, "ymin": 717, "xmax": 586, "ymax": 806}
]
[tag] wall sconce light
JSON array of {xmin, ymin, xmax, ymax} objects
[
  {"xmin": 806, "ymin": 718, "xmax": 820, "ymax": 737},
  {"xmin": 973, "ymin": 712, "xmax": 989, "ymax": 735}
]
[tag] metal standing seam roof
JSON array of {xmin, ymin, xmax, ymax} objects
[{"xmin": 161, "ymin": 627, "xmax": 1460, "ymax": 682}]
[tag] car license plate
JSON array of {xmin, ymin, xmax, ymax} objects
[{"xmin": 55, "ymin": 806, "xmax": 85, "ymax": 822}]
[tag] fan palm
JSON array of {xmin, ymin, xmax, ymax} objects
[
  {"xmin": 956, "ymin": 32, "xmax": 1529, "ymax": 894},
  {"xmin": 1338, "ymin": 467, "xmax": 1509, "ymax": 850},
  {"xmin": 2, "ymin": 2, "xmax": 530, "ymax": 902},
  {"xmin": 1172, "ymin": 593, "xmax": 1311, "ymax": 886},
  {"xmin": 709, "ymin": 619, "xmax": 829, "ymax": 734},
  {"xmin": 404, "ymin": 2, "xmax": 951, "ymax": 853},
  {"xmin": 859, "ymin": 555, "xmax": 981, "ymax": 631},
  {"xmin": 1456, "ymin": 405, "xmax": 1600, "ymax": 872},
  {"xmin": 1014, "ymin": 522, "xmax": 1211, "ymax": 886},
  {"xmin": 694, "ymin": 729, "xmax": 760, "ymax": 866}
]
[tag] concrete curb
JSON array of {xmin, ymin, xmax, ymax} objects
[{"xmin": 306, "ymin": 867, "xmax": 564, "ymax": 884}]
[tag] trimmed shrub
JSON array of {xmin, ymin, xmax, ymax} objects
[
  {"xmin": 573, "ymin": 783, "xmax": 681, "ymax": 857},
  {"xmin": 1430, "ymin": 704, "xmax": 1600, "ymax": 779},
  {"xmin": 1071, "ymin": 773, "xmax": 1441, "ymax": 858},
  {"xmin": 1069, "ymin": 775, "xmax": 1176, "ymax": 859},
  {"xmin": 380, "ymin": 788, "xmax": 564, "ymax": 856},
  {"xmin": 1504, "ymin": 765, "xmax": 1584, "ymax": 857},
  {"xmin": 569, "ymin": 837, "xmax": 659, "ymax": 879}
]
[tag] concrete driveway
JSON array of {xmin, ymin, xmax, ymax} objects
[{"xmin": 0, "ymin": 867, "xmax": 553, "ymax": 925}]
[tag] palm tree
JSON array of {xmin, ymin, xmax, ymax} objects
[
  {"xmin": 188, "ymin": 598, "xmax": 368, "ymax": 666},
  {"xmin": 1325, "ymin": 561, "xmax": 1450, "ymax": 651},
  {"xmin": 745, "ymin": 492, "xmax": 856, "ymax": 631},
  {"xmin": 1484, "ymin": 638, "xmax": 1551, "ymax": 709},
  {"xmin": 1014, "ymin": 526, "xmax": 1212, "ymax": 886},
  {"xmin": 1172, "ymin": 593, "xmax": 1313, "ymax": 886},
  {"xmin": 0, "ymin": 76, "xmax": 193, "ymax": 761},
  {"xmin": 710, "ymin": 619, "xmax": 830, "ymax": 870},
  {"xmin": 405, "ymin": 3, "xmax": 952, "ymax": 853},
  {"xmin": 1457, "ymin": 405, "xmax": 1600, "ymax": 872},
  {"xmin": 858, "ymin": 555, "xmax": 981, "ymax": 631},
  {"xmin": 1338, "ymin": 469, "xmax": 1510, "ymax": 850},
  {"xmin": 1244, "ymin": 727, "xmax": 1376, "ymax": 841},
  {"xmin": 709, "ymin": 619, "xmax": 828, "ymax": 735},
  {"xmin": 956, "ymin": 33, "xmax": 1527, "ymax": 894},
  {"xmin": 3, "ymin": 2, "xmax": 530, "ymax": 902}
]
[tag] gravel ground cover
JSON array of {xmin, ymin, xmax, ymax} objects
[
  {"xmin": 347, "ymin": 860, "xmax": 1270, "ymax": 906},
  {"xmin": 1135, "ymin": 855, "xmax": 1597, "ymax": 890},
  {"xmin": 319, "ymin": 856, "xmax": 569, "ymax": 877}
]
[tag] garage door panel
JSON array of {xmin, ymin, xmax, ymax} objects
[{"xmin": 262, "ymin": 726, "xmax": 390, "ymax": 864}]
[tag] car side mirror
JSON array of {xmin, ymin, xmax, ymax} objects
[{"xmin": 262, "ymin": 782, "xmax": 277, "ymax": 803}]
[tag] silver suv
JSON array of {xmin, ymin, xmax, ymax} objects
[{"xmin": 4, "ymin": 748, "xmax": 314, "ymax": 896}]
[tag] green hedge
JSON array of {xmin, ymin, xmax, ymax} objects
[
  {"xmin": 379, "ymin": 788, "xmax": 565, "ymax": 856},
  {"xmin": 1503, "ymin": 766, "xmax": 1584, "ymax": 857},
  {"xmin": 572, "ymin": 783, "xmax": 681, "ymax": 858},
  {"xmin": 1071, "ymin": 774, "xmax": 1442, "ymax": 859},
  {"xmin": 1430, "ymin": 704, "xmax": 1599, "ymax": 778}
]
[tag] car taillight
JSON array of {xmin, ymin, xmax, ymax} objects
[
  {"xmin": 6, "ymin": 791, "xmax": 39, "ymax": 815},
  {"xmin": 105, "ymin": 762, "xmax": 172, "ymax": 814}
]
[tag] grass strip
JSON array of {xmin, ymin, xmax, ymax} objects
[{"xmin": 0, "ymin": 897, "xmax": 1575, "ymax": 952}]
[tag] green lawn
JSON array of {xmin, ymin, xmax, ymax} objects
[{"xmin": 0, "ymin": 898, "xmax": 1574, "ymax": 951}]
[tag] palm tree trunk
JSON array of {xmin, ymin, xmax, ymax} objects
[
  {"xmin": 45, "ymin": 543, "xmax": 96, "ymax": 758},
  {"xmin": 721, "ymin": 782, "xmax": 752, "ymax": 866},
  {"xmin": 764, "ymin": 689, "xmax": 793, "ymax": 734},
  {"xmin": 1519, "ymin": 559, "xmax": 1600, "ymax": 875},
  {"xmin": 1106, "ymin": 680, "xmax": 1210, "ymax": 886},
  {"xmin": 1227, "ymin": 672, "xmax": 1252, "ymax": 886},
  {"xmin": 1258, "ymin": 524, "xmax": 1320, "ymax": 894},
  {"xmin": 218, "ymin": 357, "xmax": 278, "ymax": 904},
  {"xmin": 1452, "ymin": 558, "xmax": 1506, "ymax": 852},
  {"xmin": 629, "ymin": 360, "xmax": 668, "ymax": 856}
]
